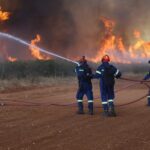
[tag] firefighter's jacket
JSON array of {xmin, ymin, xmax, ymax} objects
[
  {"xmin": 93, "ymin": 62, "xmax": 121, "ymax": 87},
  {"xmin": 75, "ymin": 62, "xmax": 92, "ymax": 91},
  {"xmin": 144, "ymin": 70, "xmax": 150, "ymax": 80}
]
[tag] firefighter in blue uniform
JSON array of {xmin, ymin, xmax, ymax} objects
[
  {"xmin": 144, "ymin": 60, "xmax": 150, "ymax": 80},
  {"xmin": 93, "ymin": 55, "xmax": 121, "ymax": 117},
  {"xmin": 75, "ymin": 56, "xmax": 94, "ymax": 115},
  {"xmin": 143, "ymin": 60, "xmax": 150, "ymax": 106}
]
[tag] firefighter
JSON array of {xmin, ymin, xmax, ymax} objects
[
  {"xmin": 75, "ymin": 56, "xmax": 94, "ymax": 115},
  {"xmin": 93, "ymin": 55, "xmax": 121, "ymax": 117},
  {"xmin": 143, "ymin": 60, "xmax": 150, "ymax": 80},
  {"xmin": 143, "ymin": 60, "xmax": 150, "ymax": 106}
]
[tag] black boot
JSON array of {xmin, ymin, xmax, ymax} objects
[
  {"xmin": 108, "ymin": 101, "xmax": 116, "ymax": 117},
  {"xmin": 77, "ymin": 110, "xmax": 84, "ymax": 114},
  {"xmin": 77, "ymin": 102, "xmax": 84, "ymax": 114},
  {"xmin": 147, "ymin": 96, "xmax": 150, "ymax": 106},
  {"xmin": 102, "ymin": 104, "xmax": 109, "ymax": 117},
  {"xmin": 109, "ymin": 107, "xmax": 117, "ymax": 117},
  {"xmin": 147, "ymin": 90, "xmax": 150, "ymax": 106},
  {"xmin": 88, "ymin": 102, "xmax": 94, "ymax": 115},
  {"xmin": 102, "ymin": 110, "xmax": 109, "ymax": 117}
]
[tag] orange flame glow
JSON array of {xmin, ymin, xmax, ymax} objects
[
  {"xmin": 88, "ymin": 17, "xmax": 150, "ymax": 63},
  {"xmin": 129, "ymin": 29, "xmax": 150, "ymax": 60},
  {"xmin": 29, "ymin": 34, "xmax": 50, "ymax": 60},
  {"xmin": 7, "ymin": 56, "xmax": 17, "ymax": 62},
  {"xmin": 0, "ymin": 6, "xmax": 10, "ymax": 22}
]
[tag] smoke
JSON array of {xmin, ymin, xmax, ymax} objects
[
  {"xmin": 64, "ymin": 0, "xmax": 150, "ymax": 52},
  {"xmin": 0, "ymin": 0, "xmax": 150, "ymax": 60},
  {"xmin": 1, "ymin": 0, "xmax": 77, "ymax": 56}
]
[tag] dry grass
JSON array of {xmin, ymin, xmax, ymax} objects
[
  {"xmin": 0, "ymin": 77, "xmax": 77, "ymax": 92},
  {"xmin": 0, "ymin": 73, "xmax": 146, "ymax": 93}
]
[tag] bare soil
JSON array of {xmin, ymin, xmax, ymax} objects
[{"xmin": 0, "ymin": 78, "xmax": 150, "ymax": 150}]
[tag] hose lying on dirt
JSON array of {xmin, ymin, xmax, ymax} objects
[{"xmin": 0, "ymin": 76, "xmax": 149, "ymax": 107}]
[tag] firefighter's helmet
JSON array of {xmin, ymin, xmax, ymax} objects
[{"xmin": 102, "ymin": 55, "xmax": 110, "ymax": 62}]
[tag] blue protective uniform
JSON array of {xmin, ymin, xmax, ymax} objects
[
  {"xmin": 144, "ymin": 68, "xmax": 150, "ymax": 106},
  {"xmin": 75, "ymin": 62, "xmax": 93, "ymax": 114},
  {"xmin": 93, "ymin": 62, "xmax": 121, "ymax": 112},
  {"xmin": 144, "ymin": 70, "xmax": 150, "ymax": 80}
]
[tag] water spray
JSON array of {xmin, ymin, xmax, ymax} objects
[{"xmin": 0, "ymin": 32, "xmax": 79, "ymax": 65}]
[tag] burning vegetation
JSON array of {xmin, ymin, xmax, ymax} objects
[
  {"xmin": 0, "ymin": 6, "xmax": 51, "ymax": 62},
  {"xmin": 29, "ymin": 34, "xmax": 50, "ymax": 60},
  {"xmin": 7, "ymin": 56, "xmax": 17, "ymax": 62},
  {"xmin": 1, "ymin": 15, "xmax": 150, "ymax": 64},
  {"xmin": 3, "ymin": 16, "xmax": 149, "ymax": 64},
  {"xmin": 0, "ymin": 7, "xmax": 50, "ymax": 62},
  {"xmin": 0, "ymin": 1, "xmax": 149, "ymax": 64},
  {"xmin": 89, "ymin": 17, "xmax": 150, "ymax": 63},
  {"xmin": 0, "ymin": 6, "xmax": 10, "ymax": 22},
  {"xmin": 0, "ymin": 6, "xmax": 17, "ymax": 62}
]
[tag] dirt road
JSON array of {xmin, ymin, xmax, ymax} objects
[{"xmin": 0, "ymin": 79, "xmax": 150, "ymax": 150}]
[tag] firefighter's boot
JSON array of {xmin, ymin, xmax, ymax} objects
[
  {"xmin": 77, "ymin": 102, "xmax": 84, "ymax": 114},
  {"xmin": 108, "ymin": 100, "xmax": 116, "ymax": 117},
  {"xmin": 88, "ymin": 102, "xmax": 93, "ymax": 115},
  {"xmin": 102, "ymin": 103, "xmax": 109, "ymax": 117},
  {"xmin": 147, "ymin": 90, "xmax": 150, "ymax": 106},
  {"xmin": 109, "ymin": 106, "xmax": 116, "ymax": 117},
  {"xmin": 102, "ymin": 110, "xmax": 109, "ymax": 117}
]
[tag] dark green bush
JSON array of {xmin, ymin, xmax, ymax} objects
[
  {"xmin": 0, "ymin": 60, "xmax": 76, "ymax": 79},
  {"xmin": 0, "ymin": 60, "xmax": 148, "ymax": 79}
]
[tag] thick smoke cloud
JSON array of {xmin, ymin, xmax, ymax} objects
[
  {"xmin": 0, "ymin": 0, "xmax": 150, "ymax": 59},
  {"xmin": 1, "ymin": 0, "xmax": 77, "ymax": 57}
]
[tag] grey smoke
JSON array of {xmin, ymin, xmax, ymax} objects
[{"xmin": 0, "ymin": 0, "xmax": 150, "ymax": 60}]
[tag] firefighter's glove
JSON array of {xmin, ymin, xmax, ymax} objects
[{"xmin": 116, "ymin": 72, "xmax": 122, "ymax": 79}]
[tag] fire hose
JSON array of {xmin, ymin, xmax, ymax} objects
[
  {"xmin": 0, "ymin": 77, "xmax": 149, "ymax": 107},
  {"xmin": 0, "ymin": 32, "xmax": 149, "ymax": 107},
  {"xmin": 120, "ymin": 77, "xmax": 150, "ymax": 83}
]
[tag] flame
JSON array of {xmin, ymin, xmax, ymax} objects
[
  {"xmin": 7, "ymin": 56, "xmax": 17, "ymax": 62},
  {"xmin": 29, "ymin": 34, "xmax": 50, "ymax": 60},
  {"xmin": 0, "ymin": 6, "xmax": 10, "ymax": 21},
  {"xmin": 100, "ymin": 17, "xmax": 115, "ymax": 34},
  {"xmin": 129, "ymin": 29, "xmax": 150, "ymax": 60},
  {"xmin": 0, "ymin": 7, "xmax": 15, "ymax": 62},
  {"xmin": 88, "ymin": 17, "xmax": 150, "ymax": 63}
]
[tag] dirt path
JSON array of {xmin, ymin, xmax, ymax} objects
[{"xmin": 0, "ymin": 80, "xmax": 150, "ymax": 150}]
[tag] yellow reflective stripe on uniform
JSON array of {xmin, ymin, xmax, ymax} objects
[
  {"xmin": 77, "ymin": 100, "xmax": 83, "ymax": 102},
  {"xmin": 96, "ymin": 70, "xmax": 101, "ymax": 74},
  {"xmin": 108, "ymin": 99, "xmax": 113, "ymax": 102},
  {"xmin": 102, "ymin": 102, "xmax": 108, "ymax": 104},
  {"xmin": 114, "ymin": 69, "xmax": 119, "ymax": 76},
  {"xmin": 88, "ymin": 100, "xmax": 93, "ymax": 103}
]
